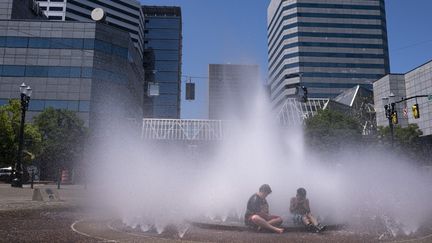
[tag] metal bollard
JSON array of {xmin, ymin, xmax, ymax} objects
[
  {"xmin": 57, "ymin": 169, "xmax": 61, "ymax": 189},
  {"xmin": 31, "ymin": 170, "xmax": 34, "ymax": 189}
]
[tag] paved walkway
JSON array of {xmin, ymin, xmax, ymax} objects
[{"xmin": 0, "ymin": 183, "xmax": 88, "ymax": 211}]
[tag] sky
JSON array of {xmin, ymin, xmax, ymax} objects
[{"xmin": 140, "ymin": 0, "xmax": 432, "ymax": 119}]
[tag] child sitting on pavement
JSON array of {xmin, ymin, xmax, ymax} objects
[{"xmin": 289, "ymin": 187, "xmax": 326, "ymax": 233}]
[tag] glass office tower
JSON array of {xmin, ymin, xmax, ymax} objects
[
  {"xmin": 142, "ymin": 6, "xmax": 182, "ymax": 118},
  {"xmin": 267, "ymin": 0, "xmax": 389, "ymax": 109}
]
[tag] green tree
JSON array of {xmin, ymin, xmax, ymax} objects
[
  {"xmin": 33, "ymin": 108, "xmax": 88, "ymax": 180},
  {"xmin": 378, "ymin": 124, "xmax": 426, "ymax": 163},
  {"xmin": 0, "ymin": 100, "xmax": 42, "ymax": 168},
  {"xmin": 378, "ymin": 124, "xmax": 423, "ymax": 146},
  {"xmin": 304, "ymin": 109, "xmax": 363, "ymax": 151}
]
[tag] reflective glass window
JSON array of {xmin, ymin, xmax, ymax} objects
[
  {"xmin": 153, "ymin": 106, "xmax": 177, "ymax": 117},
  {"xmin": 48, "ymin": 16, "xmax": 63, "ymax": 20},
  {"xmin": 67, "ymin": 100, "xmax": 79, "ymax": 111},
  {"xmin": 147, "ymin": 19, "xmax": 180, "ymax": 29},
  {"xmin": 0, "ymin": 37, "xmax": 6, "ymax": 47},
  {"xmin": 2, "ymin": 66, "xmax": 25, "ymax": 76},
  {"xmin": 94, "ymin": 40, "xmax": 112, "ymax": 54},
  {"xmin": 28, "ymin": 100, "xmax": 45, "ymax": 111},
  {"xmin": 83, "ymin": 39, "xmax": 95, "ymax": 49},
  {"xmin": 48, "ymin": 67, "xmax": 70, "ymax": 77},
  {"xmin": 146, "ymin": 40, "xmax": 179, "ymax": 50},
  {"xmin": 0, "ymin": 99, "xmax": 8, "ymax": 106},
  {"xmin": 28, "ymin": 38, "xmax": 50, "ymax": 48},
  {"xmin": 6, "ymin": 37, "xmax": 28, "ymax": 48},
  {"xmin": 70, "ymin": 67, "xmax": 81, "ymax": 77},
  {"xmin": 25, "ymin": 66, "xmax": 48, "ymax": 77},
  {"xmin": 155, "ymin": 61, "xmax": 178, "ymax": 71},
  {"xmin": 155, "ymin": 72, "xmax": 178, "ymax": 82},
  {"xmin": 154, "ymin": 50, "xmax": 179, "ymax": 61},
  {"xmin": 81, "ymin": 67, "xmax": 93, "ymax": 78},
  {"xmin": 146, "ymin": 29, "xmax": 180, "ymax": 39},
  {"xmin": 112, "ymin": 45, "xmax": 128, "ymax": 58},
  {"xmin": 159, "ymin": 83, "xmax": 178, "ymax": 94},
  {"xmin": 45, "ymin": 100, "xmax": 68, "ymax": 109},
  {"xmin": 153, "ymin": 95, "xmax": 178, "ymax": 106},
  {"xmin": 79, "ymin": 101, "xmax": 90, "ymax": 112},
  {"xmin": 49, "ymin": 6, "xmax": 63, "ymax": 11}
]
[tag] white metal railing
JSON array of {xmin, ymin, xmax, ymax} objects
[
  {"xmin": 277, "ymin": 98, "xmax": 330, "ymax": 126},
  {"xmin": 141, "ymin": 119, "xmax": 223, "ymax": 141}
]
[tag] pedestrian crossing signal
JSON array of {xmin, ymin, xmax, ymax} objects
[
  {"xmin": 391, "ymin": 111, "xmax": 398, "ymax": 125},
  {"xmin": 412, "ymin": 104, "xmax": 420, "ymax": 119}
]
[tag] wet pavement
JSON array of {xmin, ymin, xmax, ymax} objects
[{"xmin": 1, "ymin": 183, "xmax": 432, "ymax": 242}]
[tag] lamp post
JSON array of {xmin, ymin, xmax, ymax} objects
[
  {"xmin": 382, "ymin": 92, "xmax": 395, "ymax": 148},
  {"xmin": 11, "ymin": 83, "xmax": 32, "ymax": 188}
]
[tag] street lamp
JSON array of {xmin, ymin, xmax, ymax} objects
[{"xmin": 11, "ymin": 83, "xmax": 32, "ymax": 188}]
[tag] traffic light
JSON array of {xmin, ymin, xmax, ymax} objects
[
  {"xmin": 412, "ymin": 104, "xmax": 420, "ymax": 119},
  {"xmin": 391, "ymin": 111, "xmax": 398, "ymax": 125}
]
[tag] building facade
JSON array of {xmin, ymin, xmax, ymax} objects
[
  {"xmin": 267, "ymin": 0, "xmax": 389, "ymax": 109},
  {"xmin": 208, "ymin": 64, "xmax": 259, "ymax": 120},
  {"xmin": 142, "ymin": 6, "xmax": 182, "ymax": 118},
  {"xmin": 0, "ymin": 17, "xmax": 145, "ymax": 128},
  {"xmin": 37, "ymin": 0, "xmax": 145, "ymax": 57},
  {"xmin": 374, "ymin": 60, "xmax": 432, "ymax": 136}
]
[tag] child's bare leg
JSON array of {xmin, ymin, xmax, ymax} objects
[
  {"xmin": 306, "ymin": 213, "xmax": 319, "ymax": 226},
  {"xmin": 251, "ymin": 215, "xmax": 284, "ymax": 233},
  {"xmin": 268, "ymin": 216, "xmax": 282, "ymax": 226},
  {"xmin": 302, "ymin": 215, "xmax": 311, "ymax": 225}
]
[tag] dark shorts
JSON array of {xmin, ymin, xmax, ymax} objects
[
  {"xmin": 292, "ymin": 214, "xmax": 305, "ymax": 225},
  {"xmin": 245, "ymin": 213, "xmax": 280, "ymax": 228}
]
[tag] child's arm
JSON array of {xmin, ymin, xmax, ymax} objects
[
  {"xmin": 305, "ymin": 199, "xmax": 311, "ymax": 214},
  {"xmin": 289, "ymin": 198, "xmax": 296, "ymax": 213}
]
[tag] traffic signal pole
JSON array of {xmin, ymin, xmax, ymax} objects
[{"xmin": 384, "ymin": 94, "xmax": 430, "ymax": 147}]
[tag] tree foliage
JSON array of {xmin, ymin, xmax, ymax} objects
[
  {"xmin": 0, "ymin": 100, "xmax": 42, "ymax": 168},
  {"xmin": 33, "ymin": 108, "xmax": 88, "ymax": 180},
  {"xmin": 378, "ymin": 124, "xmax": 423, "ymax": 146},
  {"xmin": 304, "ymin": 109, "xmax": 363, "ymax": 151}
]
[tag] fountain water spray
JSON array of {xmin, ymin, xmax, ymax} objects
[{"xmin": 89, "ymin": 76, "xmax": 432, "ymax": 239}]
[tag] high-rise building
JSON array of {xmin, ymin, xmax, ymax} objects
[
  {"xmin": 374, "ymin": 60, "xmax": 432, "ymax": 136},
  {"xmin": 208, "ymin": 64, "xmax": 259, "ymax": 120},
  {"xmin": 37, "ymin": 0, "xmax": 145, "ymax": 56},
  {"xmin": 0, "ymin": 1, "xmax": 145, "ymax": 128},
  {"xmin": 142, "ymin": 6, "xmax": 182, "ymax": 118},
  {"xmin": 267, "ymin": 0, "xmax": 389, "ymax": 109}
]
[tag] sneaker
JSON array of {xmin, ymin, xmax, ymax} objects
[{"xmin": 316, "ymin": 224, "xmax": 327, "ymax": 233}]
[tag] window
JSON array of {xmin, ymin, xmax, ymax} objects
[
  {"xmin": 28, "ymin": 38, "xmax": 50, "ymax": 48},
  {"xmin": 48, "ymin": 16, "xmax": 63, "ymax": 20},
  {"xmin": 48, "ymin": 67, "xmax": 70, "ymax": 77},
  {"xmin": 79, "ymin": 101, "xmax": 90, "ymax": 112},
  {"xmin": 146, "ymin": 19, "xmax": 180, "ymax": 29},
  {"xmin": 6, "ymin": 37, "xmax": 28, "ymax": 48},
  {"xmin": 49, "ymin": 7, "xmax": 63, "ymax": 11},
  {"xmin": 29, "ymin": 100, "xmax": 45, "ymax": 111},
  {"xmin": 2, "ymin": 66, "xmax": 25, "ymax": 76},
  {"xmin": 154, "ymin": 50, "xmax": 179, "ymax": 61},
  {"xmin": 83, "ymin": 39, "xmax": 94, "ymax": 49},
  {"xmin": 112, "ymin": 46, "xmax": 128, "ymax": 58},
  {"xmin": 81, "ymin": 67, "xmax": 92, "ymax": 78},
  {"xmin": 94, "ymin": 40, "xmax": 112, "ymax": 54},
  {"xmin": 45, "ymin": 100, "xmax": 68, "ymax": 109},
  {"xmin": 159, "ymin": 83, "xmax": 178, "ymax": 94},
  {"xmin": 146, "ymin": 40, "xmax": 179, "ymax": 50},
  {"xmin": 25, "ymin": 66, "xmax": 48, "ymax": 77},
  {"xmin": 70, "ymin": 67, "xmax": 81, "ymax": 77},
  {"xmin": 67, "ymin": 101, "xmax": 79, "ymax": 111}
]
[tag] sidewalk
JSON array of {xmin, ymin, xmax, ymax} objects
[{"xmin": 0, "ymin": 183, "xmax": 88, "ymax": 211}]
